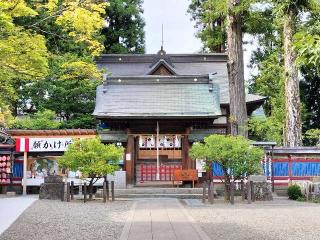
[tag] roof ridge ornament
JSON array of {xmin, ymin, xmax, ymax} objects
[{"xmin": 156, "ymin": 24, "xmax": 166, "ymax": 56}]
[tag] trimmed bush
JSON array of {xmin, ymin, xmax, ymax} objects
[{"xmin": 288, "ymin": 185, "xmax": 303, "ymax": 200}]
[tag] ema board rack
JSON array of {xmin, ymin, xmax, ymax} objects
[{"xmin": 0, "ymin": 154, "xmax": 13, "ymax": 184}]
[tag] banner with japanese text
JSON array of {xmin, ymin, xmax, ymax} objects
[{"xmin": 16, "ymin": 138, "xmax": 73, "ymax": 152}]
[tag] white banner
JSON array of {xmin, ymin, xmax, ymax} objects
[
  {"xmin": 29, "ymin": 138, "xmax": 73, "ymax": 152},
  {"xmin": 139, "ymin": 135, "xmax": 181, "ymax": 148}
]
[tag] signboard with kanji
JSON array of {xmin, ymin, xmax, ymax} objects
[
  {"xmin": 29, "ymin": 138, "xmax": 73, "ymax": 152},
  {"xmin": 16, "ymin": 138, "xmax": 73, "ymax": 152},
  {"xmin": 172, "ymin": 169, "xmax": 198, "ymax": 188}
]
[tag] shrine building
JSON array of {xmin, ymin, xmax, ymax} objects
[{"xmin": 93, "ymin": 49, "xmax": 266, "ymax": 185}]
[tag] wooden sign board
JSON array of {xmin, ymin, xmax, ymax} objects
[{"xmin": 172, "ymin": 169, "xmax": 198, "ymax": 188}]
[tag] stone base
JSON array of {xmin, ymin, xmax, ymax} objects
[
  {"xmin": 39, "ymin": 183, "xmax": 64, "ymax": 200},
  {"xmin": 253, "ymin": 182, "xmax": 273, "ymax": 201}
]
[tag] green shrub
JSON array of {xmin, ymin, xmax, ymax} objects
[
  {"xmin": 288, "ymin": 185, "xmax": 303, "ymax": 200},
  {"xmin": 296, "ymin": 196, "xmax": 306, "ymax": 202}
]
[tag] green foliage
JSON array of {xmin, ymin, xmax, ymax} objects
[
  {"xmin": 288, "ymin": 185, "xmax": 303, "ymax": 200},
  {"xmin": 188, "ymin": 0, "xmax": 227, "ymax": 52},
  {"xmin": 296, "ymin": 196, "xmax": 306, "ymax": 202},
  {"xmin": 312, "ymin": 198, "xmax": 320, "ymax": 204},
  {"xmin": 16, "ymin": 53, "xmax": 101, "ymax": 128},
  {"xmin": 0, "ymin": 0, "xmax": 49, "ymax": 110},
  {"xmin": 295, "ymin": 15, "xmax": 320, "ymax": 143},
  {"xmin": 0, "ymin": 106, "xmax": 15, "ymax": 128},
  {"xmin": 304, "ymin": 129, "xmax": 320, "ymax": 146},
  {"xmin": 45, "ymin": 0, "xmax": 108, "ymax": 56},
  {"xmin": 190, "ymin": 135, "xmax": 264, "ymax": 180},
  {"xmin": 294, "ymin": 12, "xmax": 320, "ymax": 70},
  {"xmin": 1, "ymin": 0, "xmax": 107, "ymax": 130},
  {"xmin": 60, "ymin": 114, "xmax": 96, "ymax": 129},
  {"xmin": 188, "ymin": 0, "xmax": 269, "ymax": 52},
  {"xmin": 249, "ymin": 50, "xmax": 285, "ymax": 145},
  {"xmin": 248, "ymin": 117, "xmax": 283, "ymax": 144},
  {"xmin": 13, "ymin": 109, "xmax": 61, "ymax": 130},
  {"xmin": 102, "ymin": 0, "xmax": 145, "ymax": 54},
  {"xmin": 59, "ymin": 138, "xmax": 123, "ymax": 178},
  {"xmin": 295, "ymin": 32, "xmax": 320, "ymax": 71}
]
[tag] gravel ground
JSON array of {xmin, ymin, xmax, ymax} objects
[
  {"xmin": 185, "ymin": 198, "xmax": 320, "ymax": 240},
  {"xmin": 0, "ymin": 199, "xmax": 132, "ymax": 240}
]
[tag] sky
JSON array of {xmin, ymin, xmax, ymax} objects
[
  {"xmin": 143, "ymin": 0, "xmax": 257, "ymax": 80},
  {"xmin": 143, "ymin": 0, "xmax": 202, "ymax": 53}
]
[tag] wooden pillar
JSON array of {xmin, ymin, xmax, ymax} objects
[
  {"xmin": 22, "ymin": 151, "xmax": 28, "ymax": 196},
  {"xmin": 125, "ymin": 130, "xmax": 135, "ymax": 185},
  {"xmin": 288, "ymin": 154, "xmax": 292, "ymax": 184},
  {"xmin": 182, "ymin": 128, "xmax": 191, "ymax": 169}
]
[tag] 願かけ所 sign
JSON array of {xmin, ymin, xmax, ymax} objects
[
  {"xmin": 16, "ymin": 138, "xmax": 74, "ymax": 152},
  {"xmin": 29, "ymin": 138, "xmax": 73, "ymax": 152}
]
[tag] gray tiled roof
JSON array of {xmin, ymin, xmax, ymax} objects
[
  {"xmin": 96, "ymin": 54, "xmax": 266, "ymax": 105},
  {"xmin": 93, "ymin": 75, "xmax": 222, "ymax": 118}
]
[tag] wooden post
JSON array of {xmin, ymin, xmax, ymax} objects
[
  {"xmin": 106, "ymin": 180, "xmax": 109, "ymax": 201},
  {"xmin": 247, "ymin": 181, "xmax": 252, "ymax": 204},
  {"xmin": 61, "ymin": 183, "xmax": 65, "ymax": 202},
  {"xmin": 288, "ymin": 155, "xmax": 292, "ymax": 185},
  {"xmin": 230, "ymin": 181, "xmax": 235, "ymax": 205},
  {"xmin": 84, "ymin": 182, "xmax": 87, "ymax": 203},
  {"xmin": 182, "ymin": 128, "xmax": 191, "ymax": 169},
  {"xmin": 22, "ymin": 151, "xmax": 28, "ymax": 196},
  {"xmin": 125, "ymin": 132, "xmax": 135, "ymax": 185},
  {"xmin": 78, "ymin": 181, "xmax": 82, "ymax": 195},
  {"xmin": 70, "ymin": 181, "xmax": 74, "ymax": 200},
  {"xmin": 66, "ymin": 182, "xmax": 70, "ymax": 202},
  {"xmin": 111, "ymin": 181, "xmax": 115, "ymax": 201},
  {"xmin": 271, "ymin": 146, "xmax": 275, "ymax": 192},
  {"xmin": 241, "ymin": 180, "xmax": 245, "ymax": 201},
  {"xmin": 251, "ymin": 181, "xmax": 255, "ymax": 202},
  {"xmin": 202, "ymin": 181, "xmax": 207, "ymax": 203},
  {"xmin": 103, "ymin": 181, "xmax": 107, "ymax": 203}
]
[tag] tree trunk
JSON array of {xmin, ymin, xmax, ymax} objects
[
  {"xmin": 226, "ymin": 1, "xmax": 248, "ymax": 137},
  {"xmin": 222, "ymin": 168, "xmax": 231, "ymax": 201},
  {"xmin": 224, "ymin": 172, "xmax": 231, "ymax": 201},
  {"xmin": 89, "ymin": 178, "xmax": 94, "ymax": 200},
  {"xmin": 283, "ymin": 9, "xmax": 302, "ymax": 147}
]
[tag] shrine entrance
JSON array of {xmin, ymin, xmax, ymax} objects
[
  {"xmin": 135, "ymin": 122, "xmax": 183, "ymax": 183},
  {"xmin": 136, "ymin": 134, "xmax": 183, "ymax": 183}
]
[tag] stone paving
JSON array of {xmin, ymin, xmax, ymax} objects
[
  {"xmin": 0, "ymin": 196, "xmax": 37, "ymax": 235},
  {"xmin": 120, "ymin": 199, "xmax": 210, "ymax": 240}
]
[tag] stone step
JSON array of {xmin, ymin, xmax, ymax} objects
[
  {"xmin": 6, "ymin": 192, "xmax": 16, "ymax": 197},
  {"xmin": 114, "ymin": 188, "xmax": 204, "ymax": 194},
  {"xmin": 114, "ymin": 193, "xmax": 203, "ymax": 199},
  {"xmin": 95, "ymin": 188, "xmax": 206, "ymax": 199}
]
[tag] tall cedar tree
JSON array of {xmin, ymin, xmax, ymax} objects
[
  {"xmin": 272, "ymin": 0, "xmax": 320, "ymax": 146},
  {"xmin": 102, "ymin": 0, "xmax": 145, "ymax": 54},
  {"xmin": 226, "ymin": 0, "xmax": 247, "ymax": 137},
  {"xmin": 281, "ymin": 2, "xmax": 302, "ymax": 147},
  {"xmin": 188, "ymin": 1, "xmax": 273, "ymax": 137},
  {"xmin": 189, "ymin": 0, "xmax": 253, "ymax": 137},
  {"xmin": 190, "ymin": 1, "xmax": 320, "ymax": 145}
]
